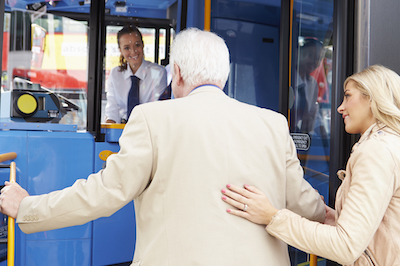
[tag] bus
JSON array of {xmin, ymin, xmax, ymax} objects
[{"xmin": 2, "ymin": 0, "xmax": 399, "ymax": 265}]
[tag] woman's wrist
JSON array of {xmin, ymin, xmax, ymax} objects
[{"xmin": 266, "ymin": 208, "xmax": 280, "ymax": 224}]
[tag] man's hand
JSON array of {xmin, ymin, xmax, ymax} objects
[
  {"xmin": 0, "ymin": 181, "xmax": 29, "ymax": 219},
  {"xmin": 324, "ymin": 204, "xmax": 336, "ymax": 225}
]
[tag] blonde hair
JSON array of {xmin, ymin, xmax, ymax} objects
[{"xmin": 344, "ymin": 65, "xmax": 400, "ymax": 134}]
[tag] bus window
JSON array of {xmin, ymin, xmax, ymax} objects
[
  {"xmin": 2, "ymin": 7, "xmax": 88, "ymax": 129},
  {"xmin": 102, "ymin": 18, "xmax": 173, "ymax": 123},
  {"xmin": 288, "ymin": 0, "xmax": 333, "ymax": 265},
  {"xmin": 30, "ymin": 15, "xmax": 88, "ymax": 128},
  {"xmin": 102, "ymin": 26, "xmax": 170, "ymax": 123},
  {"xmin": 31, "ymin": 24, "xmax": 46, "ymax": 69},
  {"xmin": 2, "ymin": 1, "xmax": 174, "ymax": 129}
]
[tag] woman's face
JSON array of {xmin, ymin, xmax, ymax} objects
[
  {"xmin": 337, "ymin": 80, "xmax": 376, "ymax": 134},
  {"xmin": 119, "ymin": 32, "xmax": 144, "ymax": 72}
]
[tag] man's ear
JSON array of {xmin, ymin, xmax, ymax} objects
[{"xmin": 174, "ymin": 63, "xmax": 182, "ymax": 86}]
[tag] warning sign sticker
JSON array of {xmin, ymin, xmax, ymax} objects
[{"xmin": 290, "ymin": 133, "xmax": 310, "ymax": 151}]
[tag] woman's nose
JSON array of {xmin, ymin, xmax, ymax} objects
[{"xmin": 337, "ymin": 102, "xmax": 344, "ymax": 114}]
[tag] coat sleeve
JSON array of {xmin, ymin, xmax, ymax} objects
[
  {"xmin": 17, "ymin": 106, "xmax": 153, "ymax": 234},
  {"xmin": 266, "ymin": 139, "xmax": 395, "ymax": 265},
  {"xmin": 284, "ymin": 119, "xmax": 326, "ymax": 223}
]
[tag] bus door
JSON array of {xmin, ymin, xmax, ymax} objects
[{"xmin": 287, "ymin": 0, "xmax": 334, "ymax": 265}]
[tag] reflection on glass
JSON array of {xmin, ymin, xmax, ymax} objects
[
  {"xmin": 289, "ymin": 0, "xmax": 333, "ymax": 265},
  {"xmin": 1, "ymin": 8, "xmax": 88, "ymax": 129},
  {"xmin": 292, "ymin": 37, "xmax": 326, "ymax": 134}
]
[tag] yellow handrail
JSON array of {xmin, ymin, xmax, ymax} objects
[
  {"xmin": 0, "ymin": 153, "xmax": 17, "ymax": 164},
  {"xmin": 0, "ymin": 153, "xmax": 17, "ymax": 266},
  {"xmin": 204, "ymin": 0, "xmax": 211, "ymax": 31},
  {"xmin": 7, "ymin": 162, "xmax": 16, "ymax": 266},
  {"xmin": 309, "ymin": 254, "xmax": 318, "ymax": 266}
]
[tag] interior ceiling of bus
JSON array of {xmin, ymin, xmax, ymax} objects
[
  {"xmin": 5, "ymin": 0, "xmax": 332, "ymax": 36},
  {"xmin": 5, "ymin": 0, "xmax": 328, "ymax": 15},
  {"xmin": 5, "ymin": 0, "xmax": 282, "ymax": 10},
  {"xmin": 5, "ymin": 0, "xmax": 178, "ymax": 15}
]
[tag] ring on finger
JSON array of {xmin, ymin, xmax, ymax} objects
[{"xmin": 243, "ymin": 204, "xmax": 248, "ymax": 212}]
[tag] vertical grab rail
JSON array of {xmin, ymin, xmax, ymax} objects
[
  {"xmin": 204, "ymin": 0, "xmax": 211, "ymax": 31},
  {"xmin": 0, "ymin": 152, "xmax": 17, "ymax": 266},
  {"xmin": 7, "ymin": 162, "xmax": 16, "ymax": 266},
  {"xmin": 310, "ymin": 254, "xmax": 317, "ymax": 266}
]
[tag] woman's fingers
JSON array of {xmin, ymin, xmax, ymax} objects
[
  {"xmin": 225, "ymin": 184, "xmax": 257, "ymax": 199},
  {"xmin": 244, "ymin": 184, "xmax": 264, "ymax": 195},
  {"xmin": 221, "ymin": 184, "xmax": 279, "ymax": 225},
  {"xmin": 226, "ymin": 184, "xmax": 248, "ymax": 196},
  {"xmin": 221, "ymin": 194, "xmax": 246, "ymax": 210},
  {"xmin": 221, "ymin": 184, "xmax": 262, "ymax": 208},
  {"xmin": 221, "ymin": 185, "xmax": 249, "ymax": 205},
  {"xmin": 226, "ymin": 208, "xmax": 249, "ymax": 219}
]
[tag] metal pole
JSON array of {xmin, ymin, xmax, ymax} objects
[
  {"xmin": 7, "ymin": 162, "xmax": 16, "ymax": 266},
  {"xmin": 204, "ymin": 0, "xmax": 211, "ymax": 31}
]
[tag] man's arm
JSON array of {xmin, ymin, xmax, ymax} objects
[
  {"xmin": 284, "ymin": 124, "xmax": 326, "ymax": 222},
  {"xmin": 8, "ymin": 107, "xmax": 153, "ymax": 234}
]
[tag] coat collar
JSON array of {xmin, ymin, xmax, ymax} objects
[
  {"xmin": 352, "ymin": 122, "xmax": 387, "ymax": 152},
  {"xmin": 124, "ymin": 59, "xmax": 148, "ymax": 80},
  {"xmin": 187, "ymin": 85, "xmax": 226, "ymax": 97}
]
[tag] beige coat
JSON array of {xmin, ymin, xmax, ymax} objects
[
  {"xmin": 17, "ymin": 86, "xmax": 325, "ymax": 266},
  {"xmin": 267, "ymin": 123, "xmax": 400, "ymax": 265}
]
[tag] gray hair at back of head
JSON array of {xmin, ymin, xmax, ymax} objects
[
  {"xmin": 345, "ymin": 64, "xmax": 400, "ymax": 134},
  {"xmin": 169, "ymin": 28, "xmax": 230, "ymax": 88}
]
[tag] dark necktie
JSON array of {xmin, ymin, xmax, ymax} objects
[{"xmin": 127, "ymin": 76, "xmax": 140, "ymax": 119}]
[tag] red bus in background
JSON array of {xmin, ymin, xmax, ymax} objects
[
  {"xmin": 10, "ymin": 23, "xmax": 88, "ymax": 96},
  {"xmin": 2, "ymin": 21, "xmax": 165, "ymax": 97},
  {"xmin": 1, "ymin": 31, "xmax": 9, "ymax": 90},
  {"xmin": 311, "ymin": 58, "xmax": 330, "ymax": 104}
]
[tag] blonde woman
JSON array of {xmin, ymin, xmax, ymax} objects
[{"xmin": 222, "ymin": 65, "xmax": 400, "ymax": 265}]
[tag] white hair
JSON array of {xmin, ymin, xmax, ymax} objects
[{"xmin": 169, "ymin": 28, "xmax": 230, "ymax": 88}]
